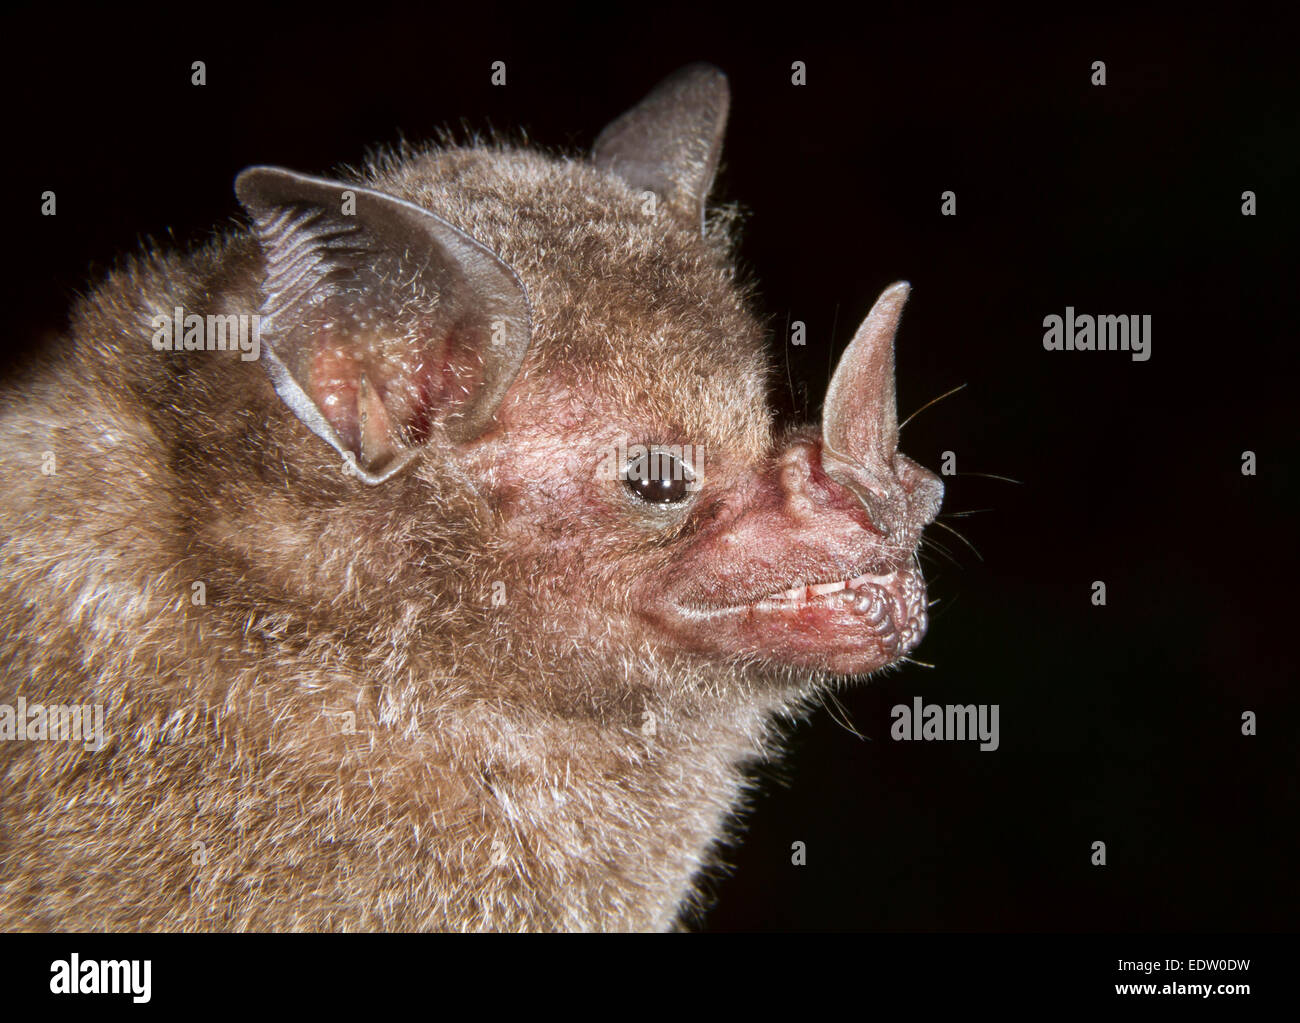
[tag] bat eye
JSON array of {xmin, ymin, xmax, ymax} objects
[{"xmin": 625, "ymin": 448, "xmax": 693, "ymax": 504}]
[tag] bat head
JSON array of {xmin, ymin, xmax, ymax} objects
[{"xmin": 233, "ymin": 64, "xmax": 941, "ymax": 697}]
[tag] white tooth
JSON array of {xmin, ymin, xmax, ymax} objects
[
  {"xmin": 850, "ymin": 571, "xmax": 898, "ymax": 590},
  {"xmin": 808, "ymin": 580, "xmax": 847, "ymax": 596},
  {"xmin": 758, "ymin": 600, "xmax": 803, "ymax": 613}
]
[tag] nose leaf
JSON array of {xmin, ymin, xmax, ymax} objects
[
  {"xmin": 822, "ymin": 281, "xmax": 908, "ymax": 468},
  {"xmin": 821, "ymin": 282, "xmax": 911, "ymax": 534}
]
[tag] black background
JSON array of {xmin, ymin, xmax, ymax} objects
[{"xmin": 4, "ymin": 2, "xmax": 1295, "ymax": 931}]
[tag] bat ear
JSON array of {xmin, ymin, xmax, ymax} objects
[
  {"xmin": 592, "ymin": 63, "xmax": 729, "ymax": 233},
  {"xmin": 235, "ymin": 166, "xmax": 533, "ymax": 484}
]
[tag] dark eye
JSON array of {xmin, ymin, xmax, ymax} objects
[{"xmin": 625, "ymin": 448, "xmax": 693, "ymax": 504}]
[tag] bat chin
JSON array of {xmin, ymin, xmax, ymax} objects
[{"xmin": 650, "ymin": 564, "xmax": 930, "ymax": 677}]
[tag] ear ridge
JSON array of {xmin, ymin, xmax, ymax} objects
[
  {"xmin": 592, "ymin": 63, "xmax": 730, "ymax": 233},
  {"xmin": 255, "ymin": 205, "xmax": 363, "ymax": 331},
  {"xmin": 234, "ymin": 166, "xmax": 533, "ymax": 484}
]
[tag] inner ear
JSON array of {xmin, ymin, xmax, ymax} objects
[{"xmin": 235, "ymin": 167, "xmax": 532, "ymax": 483}]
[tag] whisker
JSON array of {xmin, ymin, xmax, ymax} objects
[
  {"xmin": 932, "ymin": 519, "xmax": 983, "ymax": 562},
  {"xmin": 827, "ymin": 301, "xmax": 841, "ymax": 392},
  {"xmin": 781, "ymin": 310, "xmax": 796, "ymax": 414},
  {"xmin": 822, "ymin": 690, "xmax": 867, "ymax": 740},
  {"xmin": 900, "ymin": 382, "xmax": 967, "ymax": 430},
  {"xmin": 955, "ymin": 471, "xmax": 1023, "ymax": 485},
  {"xmin": 918, "ymin": 534, "xmax": 961, "ymax": 569},
  {"xmin": 929, "ymin": 591, "xmax": 960, "ymax": 621}
]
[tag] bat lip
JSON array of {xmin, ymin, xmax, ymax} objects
[
  {"xmin": 660, "ymin": 560, "xmax": 929, "ymax": 666},
  {"xmin": 720, "ymin": 567, "xmax": 903, "ymax": 610},
  {"xmin": 675, "ymin": 556, "xmax": 911, "ymax": 614}
]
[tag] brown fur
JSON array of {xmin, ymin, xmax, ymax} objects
[{"xmin": 0, "ymin": 67, "xmax": 939, "ymax": 930}]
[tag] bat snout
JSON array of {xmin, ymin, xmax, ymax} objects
[
  {"xmin": 787, "ymin": 436, "xmax": 943, "ymax": 565},
  {"xmin": 636, "ymin": 433, "xmax": 941, "ymax": 677}
]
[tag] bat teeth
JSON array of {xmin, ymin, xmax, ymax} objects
[
  {"xmin": 847, "ymin": 570, "xmax": 897, "ymax": 591},
  {"xmin": 760, "ymin": 566, "xmax": 917, "ymax": 604},
  {"xmin": 763, "ymin": 578, "xmax": 852, "ymax": 602}
]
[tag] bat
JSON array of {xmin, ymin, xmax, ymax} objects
[{"xmin": 0, "ymin": 64, "xmax": 942, "ymax": 931}]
